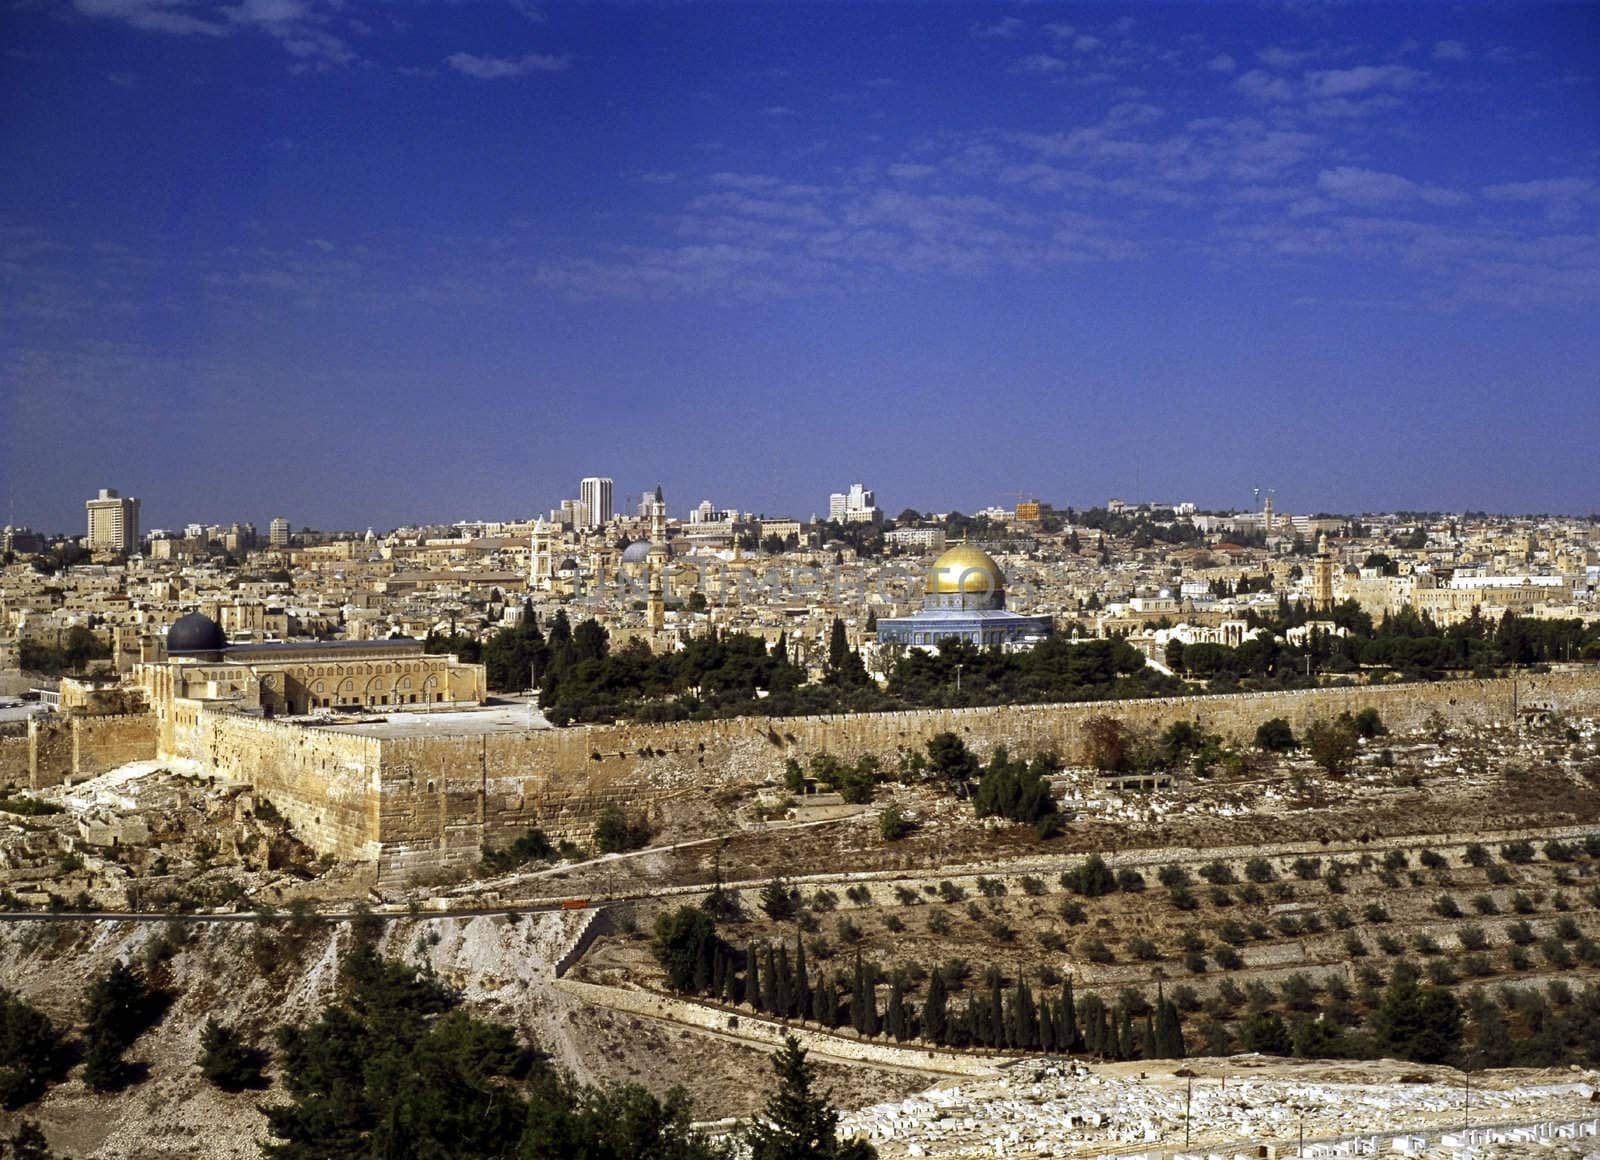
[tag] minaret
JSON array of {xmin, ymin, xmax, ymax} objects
[
  {"xmin": 649, "ymin": 483, "xmax": 667, "ymax": 547},
  {"xmin": 1263, "ymin": 493, "xmax": 1274, "ymax": 537},
  {"xmin": 1313, "ymin": 533, "xmax": 1335, "ymax": 611},
  {"xmin": 648, "ymin": 562, "xmax": 665, "ymax": 631}
]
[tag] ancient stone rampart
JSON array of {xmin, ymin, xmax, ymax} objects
[
  {"xmin": 0, "ymin": 725, "xmax": 28, "ymax": 787},
  {"xmin": 21, "ymin": 713, "xmax": 157, "ymax": 788},
  {"xmin": 199, "ymin": 711, "xmax": 383, "ymax": 860}
]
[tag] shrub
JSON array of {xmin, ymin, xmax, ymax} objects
[
  {"xmin": 846, "ymin": 884, "xmax": 873, "ymax": 905},
  {"xmin": 1169, "ymin": 886, "xmax": 1199, "ymax": 911},
  {"xmin": 1472, "ymin": 893, "xmax": 1500, "ymax": 915},
  {"xmin": 1458, "ymin": 925, "xmax": 1489, "ymax": 951},
  {"xmin": 1464, "ymin": 843, "xmax": 1492, "ymax": 867},
  {"xmin": 1363, "ymin": 903, "xmax": 1391, "ymax": 924},
  {"xmin": 1254, "ymin": 718, "xmax": 1297, "ymax": 751},
  {"xmin": 1504, "ymin": 920, "xmax": 1536, "ymax": 946},
  {"xmin": 1038, "ymin": 930, "xmax": 1067, "ymax": 952},
  {"xmin": 1128, "ymin": 936, "xmax": 1161, "ymax": 962},
  {"xmin": 1501, "ymin": 840, "xmax": 1536, "ymax": 864},
  {"xmin": 1020, "ymin": 875, "xmax": 1046, "ymax": 897},
  {"xmin": 936, "ymin": 881, "xmax": 965, "ymax": 904},
  {"xmin": 593, "ymin": 806, "xmax": 650, "ymax": 854},
  {"xmin": 1434, "ymin": 896, "xmax": 1462, "ymax": 919},
  {"xmin": 1116, "ymin": 867, "xmax": 1146, "ymax": 893},
  {"xmin": 878, "ymin": 804, "xmax": 912, "ymax": 841},
  {"xmin": 1413, "ymin": 933, "xmax": 1441, "ymax": 956},
  {"xmin": 1376, "ymin": 933, "xmax": 1404, "ymax": 956},
  {"xmin": 1078, "ymin": 937, "xmax": 1114, "ymax": 964},
  {"xmin": 811, "ymin": 888, "xmax": 839, "ymax": 912},
  {"xmin": 1555, "ymin": 915, "xmax": 1581, "ymax": 941},
  {"xmin": 975, "ymin": 877, "xmax": 1006, "ymax": 898},
  {"xmin": 81, "ymin": 961, "xmax": 169, "ymax": 1092},
  {"xmin": 1461, "ymin": 952, "xmax": 1495, "ymax": 978},
  {"xmin": 1245, "ymin": 857, "xmax": 1276, "ymax": 883},
  {"xmin": 1061, "ymin": 855, "xmax": 1116, "ymax": 897},
  {"xmin": 893, "ymin": 886, "xmax": 919, "ymax": 906},
  {"xmin": 1198, "ymin": 861, "xmax": 1236, "ymax": 885},
  {"xmin": 1157, "ymin": 864, "xmax": 1191, "ymax": 888},
  {"xmin": 1183, "ymin": 951, "xmax": 1208, "ymax": 974},
  {"xmin": 1510, "ymin": 892, "xmax": 1536, "ymax": 915},
  {"xmin": 1419, "ymin": 848, "xmax": 1447, "ymax": 870},
  {"xmin": 1213, "ymin": 944, "xmax": 1244, "ymax": 970},
  {"xmin": 0, "ymin": 988, "xmax": 65, "ymax": 1109},
  {"xmin": 926, "ymin": 909, "xmax": 951, "ymax": 936},
  {"xmin": 1238, "ymin": 883, "xmax": 1264, "ymax": 906},
  {"xmin": 198, "ymin": 1018, "xmax": 268, "ymax": 1092},
  {"xmin": 1426, "ymin": 960, "xmax": 1457, "ymax": 986},
  {"xmin": 1058, "ymin": 899, "xmax": 1088, "ymax": 925},
  {"xmin": 1343, "ymin": 932, "xmax": 1369, "ymax": 957},
  {"xmin": 1329, "ymin": 907, "xmax": 1354, "ymax": 930},
  {"xmin": 1217, "ymin": 920, "xmax": 1249, "ymax": 946},
  {"xmin": 1292, "ymin": 857, "xmax": 1322, "ymax": 880},
  {"xmin": 1209, "ymin": 887, "xmax": 1233, "ymax": 908}
]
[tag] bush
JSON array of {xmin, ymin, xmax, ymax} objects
[
  {"xmin": 1343, "ymin": 932, "xmax": 1369, "ymax": 957},
  {"xmin": 1376, "ymin": 933, "xmax": 1404, "ymax": 955},
  {"xmin": 1127, "ymin": 936, "xmax": 1161, "ymax": 962},
  {"xmin": 1472, "ymin": 893, "xmax": 1500, "ymax": 915},
  {"xmin": 1157, "ymin": 864, "xmax": 1191, "ymax": 888},
  {"xmin": 0, "ymin": 988, "xmax": 65, "ymax": 1109},
  {"xmin": 1078, "ymin": 937, "xmax": 1114, "ymax": 964},
  {"xmin": 1244, "ymin": 857, "xmax": 1276, "ymax": 883},
  {"xmin": 1501, "ymin": 840, "xmax": 1536, "ymax": 864},
  {"xmin": 1458, "ymin": 925, "xmax": 1489, "ymax": 951},
  {"xmin": 1419, "ymin": 848, "xmax": 1447, "ymax": 870},
  {"xmin": 1198, "ymin": 861, "xmax": 1236, "ymax": 885},
  {"xmin": 1213, "ymin": 944, "xmax": 1244, "ymax": 970},
  {"xmin": 651, "ymin": 907, "xmax": 722, "ymax": 993},
  {"xmin": 877, "ymin": 804, "xmax": 911, "ymax": 841},
  {"xmin": 760, "ymin": 877, "xmax": 801, "ymax": 921},
  {"xmin": 1169, "ymin": 886, "xmax": 1199, "ymax": 911},
  {"xmin": 1363, "ymin": 903, "xmax": 1391, "ymax": 924},
  {"xmin": 1254, "ymin": 718, "xmax": 1297, "ymax": 752},
  {"xmin": 1020, "ymin": 875, "xmax": 1046, "ymax": 897},
  {"xmin": 1116, "ymin": 867, "xmax": 1146, "ymax": 893},
  {"xmin": 1058, "ymin": 899, "xmax": 1088, "ymax": 925},
  {"xmin": 1434, "ymin": 896, "xmax": 1462, "ymax": 919},
  {"xmin": 1061, "ymin": 855, "xmax": 1117, "ymax": 897},
  {"xmin": 1485, "ymin": 864, "xmax": 1512, "ymax": 885},
  {"xmin": 975, "ymin": 877, "xmax": 1006, "ymax": 898},
  {"xmin": 198, "ymin": 1018, "xmax": 268, "ymax": 1092},
  {"xmin": 1291, "ymin": 857, "xmax": 1322, "ymax": 880},
  {"xmin": 593, "ymin": 806, "xmax": 650, "ymax": 854},
  {"xmin": 1511, "ymin": 892, "xmax": 1536, "ymax": 915},
  {"xmin": 1504, "ymin": 920, "xmax": 1536, "ymax": 946}
]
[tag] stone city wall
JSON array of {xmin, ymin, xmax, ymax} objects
[
  {"xmin": 371, "ymin": 669, "xmax": 1600, "ymax": 881},
  {"xmin": 0, "ymin": 725, "xmax": 29, "ymax": 787},
  {"xmin": 198, "ymin": 711, "xmax": 383, "ymax": 860},
  {"xmin": 19, "ymin": 713, "xmax": 156, "ymax": 789}
]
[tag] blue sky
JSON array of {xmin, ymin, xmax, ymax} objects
[{"xmin": 4, "ymin": 2, "xmax": 1598, "ymax": 534}]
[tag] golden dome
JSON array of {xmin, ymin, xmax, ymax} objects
[{"xmin": 926, "ymin": 544, "xmax": 1005, "ymax": 595}]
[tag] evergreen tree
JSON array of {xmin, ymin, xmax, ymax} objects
[
  {"xmin": 763, "ymin": 945, "xmax": 781, "ymax": 1015},
  {"xmin": 81, "ymin": 960, "xmax": 168, "ymax": 1093},
  {"xmin": 793, "ymin": 935, "xmax": 810, "ymax": 1020},
  {"xmin": 1142, "ymin": 1014, "xmax": 1157, "ymax": 1060},
  {"xmin": 775, "ymin": 944, "xmax": 794, "ymax": 1018},
  {"xmin": 1119, "ymin": 1008, "xmax": 1135, "ymax": 1061},
  {"xmin": 746, "ymin": 945, "xmax": 763, "ymax": 1012},
  {"xmin": 1155, "ymin": 988, "xmax": 1186, "ymax": 1059},
  {"xmin": 1060, "ymin": 979, "xmax": 1082, "ymax": 1053},
  {"xmin": 744, "ymin": 1036, "xmax": 878, "ymax": 1160},
  {"xmin": 1039, "ymin": 1001, "xmax": 1056, "ymax": 1053},
  {"xmin": 885, "ymin": 975, "xmax": 908, "ymax": 1042},
  {"xmin": 1013, "ymin": 977, "xmax": 1039, "ymax": 1050},
  {"xmin": 0, "ymin": 988, "xmax": 65, "ymax": 1110},
  {"xmin": 922, "ymin": 971, "xmax": 949, "ymax": 1046},
  {"xmin": 197, "ymin": 1017, "xmax": 268, "ymax": 1092}
]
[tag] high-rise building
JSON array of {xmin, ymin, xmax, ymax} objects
[
  {"xmin": 828, "ymin": 482, "xmax": 881, "ymax": 525},
  {"xmin": 579, "ymin": 477, "xmax": 614, "ymax": 528},
  {"xmin": 85, "ymin": 488, "xmax": 140, "ymax": 554},
  {"xmin": 269, "ymin": 517, "xmax": 291, "ymax": 547}
]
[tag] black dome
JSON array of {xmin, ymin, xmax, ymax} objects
[{"xmin": 167, "ymin": 612, "xmax": 226, "ymax": 654}]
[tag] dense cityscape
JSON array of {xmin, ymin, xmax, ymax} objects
[{"xmin": 5, "ymin": 0, "xmax": 1599, "ymax": 1156}]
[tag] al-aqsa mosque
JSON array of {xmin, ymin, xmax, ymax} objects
[{"xmin": 875, "ymin": 542, "xmax": 1052, "ymax": 649}]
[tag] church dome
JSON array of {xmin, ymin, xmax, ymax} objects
[
  {"xmin": 620, "ymin": 540, "xmax": 653, "ymax": 564},
  {"xmin": 167, "ymin": 612, "xmax": 226, "ymax": 654},
  {"xmin": 926, "ymin": 544, "xmax": 1004, "ymax": 596}
]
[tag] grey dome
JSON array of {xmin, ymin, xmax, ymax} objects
[
  {"xmin": 167, "ymin": 612, "xmax": 226, "ymax": 654},
  {"xmin": 620, "ymin": 540, "xmax": 652, "ymax": 564}
]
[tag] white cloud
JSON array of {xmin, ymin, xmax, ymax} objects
[
  {"xmin": 1073, "ymin": 35, "xmax": 1102, "ymax": 53},
  {"xmin": 73, "ymin": 0, "xmax": 227, "ymax": 38},
  {"xmin": 1303, "ymin": 65, "xmax": 1423, "ymax": 99},
  {"xmin": 1042, "ymin": 23, "xmax": 1074, "ymax": 41},
  {"xmin": 1257, "ymin": 46, "xmax": 1315, "ymax": 70},
  {"xmin": 1207, "ymin": 53, "xmax": 1236, "ymax": 74},
  {"xmin": 1432, "ymin": 40, "xmax": 1469, "ymax": 62},
  {"xmin": 223, "ymin": 0, "xmax": 306, "ymax": 26},
  {"xmin": 1234, "ymin": 69, "xmax": 1294, "ymax": 103},
  {"xmin": 446, "ymin": 51, "xmax": 570, "ymax": 79},
  {"xmin": 1317, "ymin": 166, "xmax": 1468, "ymax": 207},
  {"xmin": 887, "ymin": 163, "xmax": 937, "ymax": 180},
  {"xmin": 972, "ymin": 16, "xmax": 1024, "ymax": 40},
  {"xmin": 1483, "ymin": 177, "xmax": 1595, "ymax": 203},
  {"xmin": 1012, "ymin": 54, "xmax": 1067, "ymax": 76}
]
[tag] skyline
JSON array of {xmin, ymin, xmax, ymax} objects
[{"xmin": 4, "ymin": 2, "xmax": 1598, "ymax": 533}]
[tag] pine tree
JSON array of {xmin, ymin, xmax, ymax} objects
[
  {"xmin": 744, "ymin": 1036, "xmax": 879, "ymax": 1160},
  {"xmin": 922, "ymin": 971, "xmax": 949, "ymax": 1046}
]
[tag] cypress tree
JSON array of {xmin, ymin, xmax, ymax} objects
[
  {"xmin": 1039, "ymin": 1000, "xmax": 1056, "ymax": 1053},
  {"xmin": 793, "ymin": 934, "xmax": 810, "ymax": 1019},
  {"xmin": 1081, "ymin": 993, "xmax": 1102, "ymax": 1055},
  {"xmin": 886, "ymin": 974, "xmax": 908, "ymax": 1042},
  {"xmin": 861, "ymin": 968, "xmax": 880, "ymax": 1039},
  {"xmin": 1015, "ymin": 977, "xmax": 1038, "ymax": 1050},
  {"xmin": 711, "ymin": 949, "xmax": 726, "ymax": 999},
  {"xmin": 762, "ymin": 945, "xmax": 780, "ymax": 1015},
  {"xmin": 746, "ymin": 945, "xmax": 762, "ymax": 1012},
  {"xmin": 1119, "ymin": 1008, "xmax": 1135, "ymax": 1061},
  {"xmin": 810, "ymin": 974, "xmax": 831, "ymax": 1027},
  {"xmin": 721, "ymin": 952, "xmax": 739, "ymax": 1005},
  {"xmin": 1156, "ymin": 989, "xmax": 1186, "ymax": 1059},
  {"xmin": 1061, "ymin": 979, "xmax": 1081, "ymax": 1052},
  {"xmin": 1142, "ymin": 1013, "xmax": 1158, "ymax": 1060},
  {"xmin": 774, "ymin": 944, "xmax": 793, "ymax": 1018},
  {"xmin": 850, "ymin": 955, "xmax": 866, "ymax": 1033},
  {"xmin": 988, "ymin": 975, "xmax": 1004, "ymax": 1049},
  {"xmin": 923, "ymin": 971, "xmax": 949, "ymax": 1045}
]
